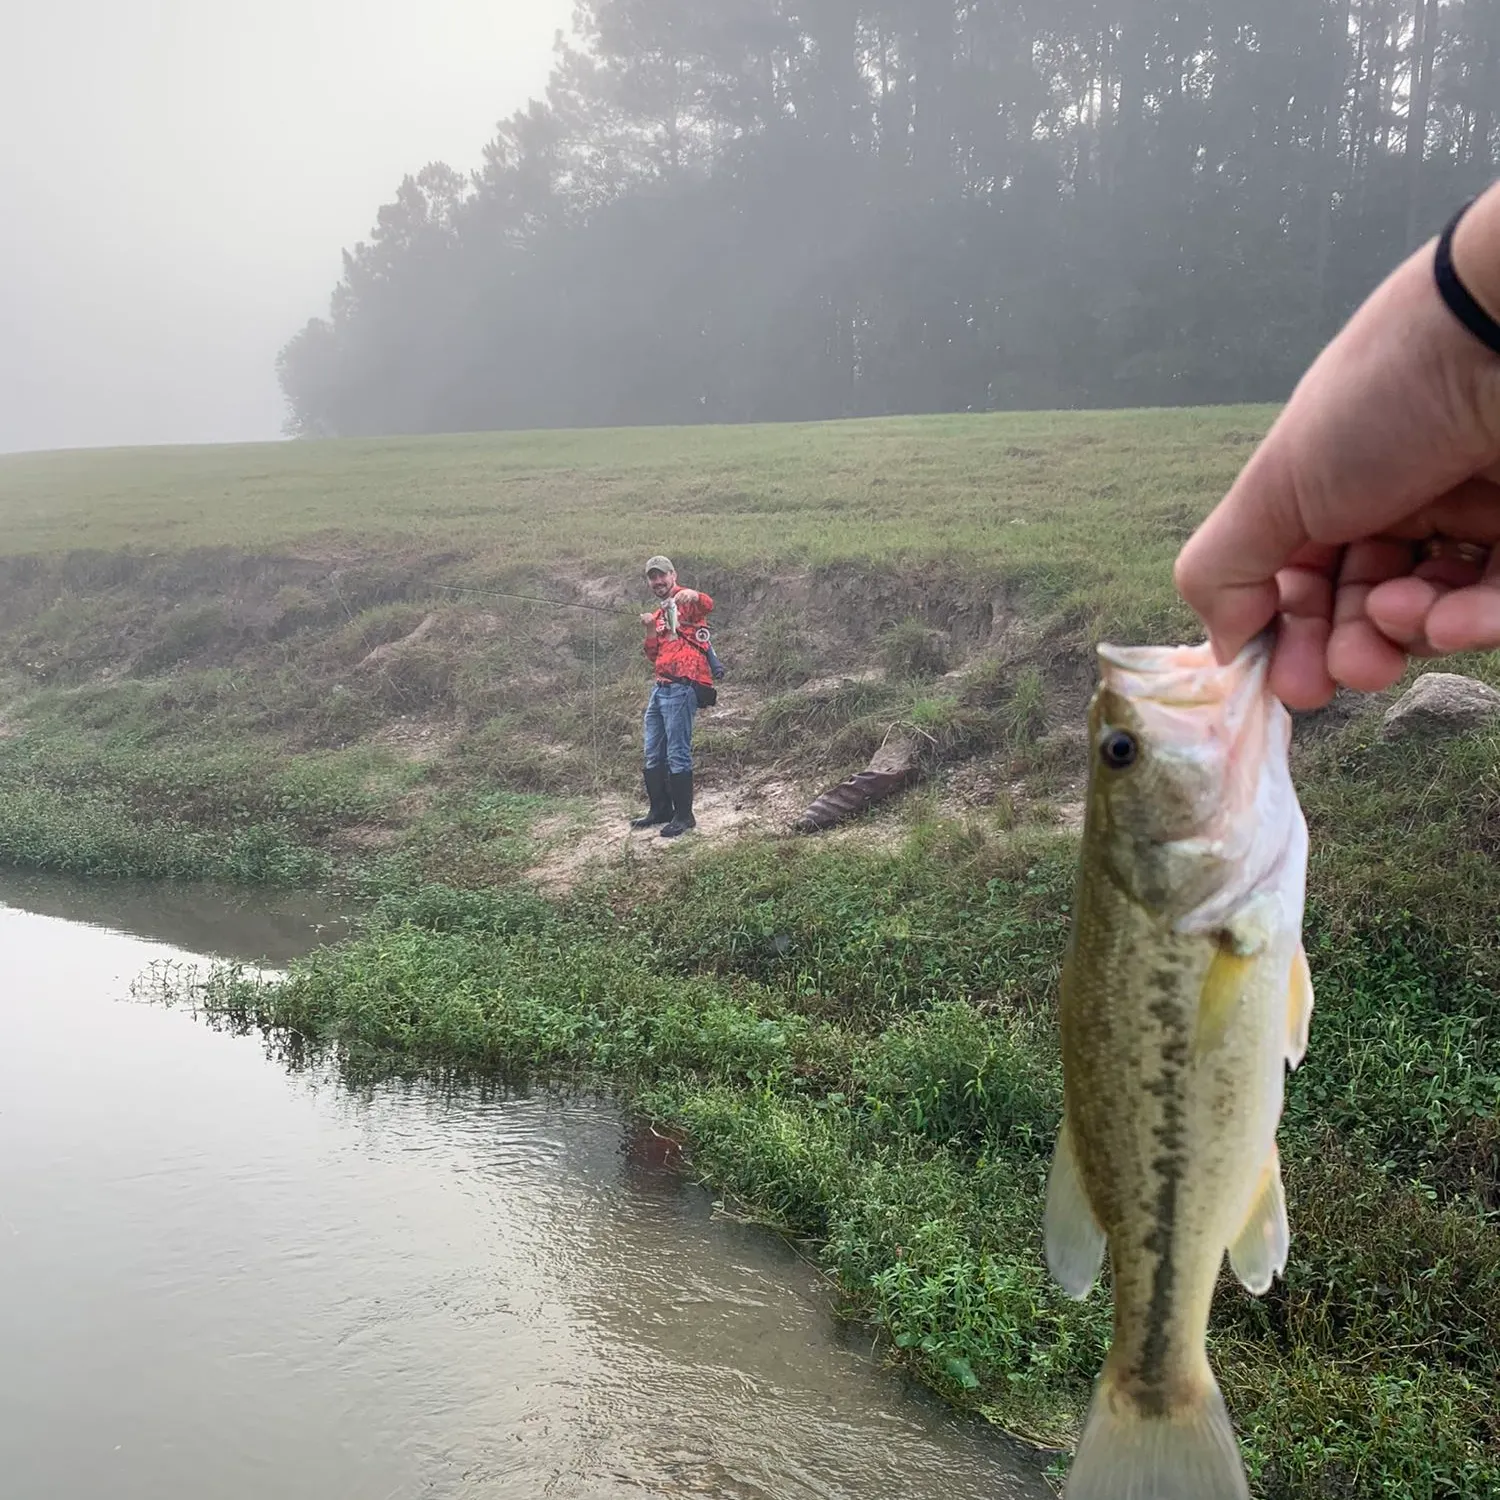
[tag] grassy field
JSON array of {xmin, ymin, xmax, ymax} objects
[
  {"xmin": 5, "ymin": 407, "xmax": 1500, "ymax": 1497},
  {"xmin": 0, "ymin": 407, "xmax": 1281, "ymax": 886},
  {"xmin": 0, "ymin": 407, "xmax": 1268, "ymax": 573}
]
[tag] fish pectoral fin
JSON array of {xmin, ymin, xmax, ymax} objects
[
  {"xmin": 1227, "ymin": 1147, "xmax": 1290, "ymax": 1296},
  {"xmin": 1194, "ymin": 940, "xmax": 1252, "ymax": 1057},
  {"xmin": 1286, "ymin": 941, "xmax": 1314, "ymax": 1069},
  {"xmin": 1043, "ymin": 1119, "xmax": 1106, "ymax": 1299}
]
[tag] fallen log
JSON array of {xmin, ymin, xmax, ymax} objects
[{"xmin": 791, "ymin": 733, "xmax": 922, "ymax": 833}]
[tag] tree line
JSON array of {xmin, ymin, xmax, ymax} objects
[{"xmin": 278, "ymin": 0, "xmax": 1500, "ymax": 437}]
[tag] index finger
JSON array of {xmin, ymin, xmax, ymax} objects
[{"xmin": 1174, "ymin": 446, "xmax": 1314, "ymax": 661}]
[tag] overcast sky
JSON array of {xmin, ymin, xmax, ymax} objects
[{"xmin": 0, "ymin": 0, "xmax": 573, "ymax": 455}]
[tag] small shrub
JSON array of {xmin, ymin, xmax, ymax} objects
[{"xmin": 133, "ymin": 599, "xmax": 234, "ymax": 673}]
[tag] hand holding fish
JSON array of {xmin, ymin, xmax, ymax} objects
[{"xmin": 1175, "ymin": 182, "xmax": 1500, "ymax": 711}]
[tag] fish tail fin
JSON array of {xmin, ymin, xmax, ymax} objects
[{"xmin": 1062, "ymin": 1362, "xmax": 1249, "ymax": 1500}]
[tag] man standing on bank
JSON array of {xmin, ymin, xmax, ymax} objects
[{"xmin": 631, "ymin": 555, "xmax": 715, "ymax": 839}]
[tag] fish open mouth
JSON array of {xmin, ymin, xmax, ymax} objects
[
  {"xmin": 1095, "ymin": 633, "xmax": 1272, "ymax": 710},
  {"xmin": 1092, "ymin": 632, "xmax": 1297, "ymax": 926},
  {"xmin": 1093, "ymin": 632, "xmax": 1281, "ymax": 792}
]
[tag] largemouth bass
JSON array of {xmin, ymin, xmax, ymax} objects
[{"xmin": 1045, "ymin": 633, "xmax": 1313, "ymax": 1500}]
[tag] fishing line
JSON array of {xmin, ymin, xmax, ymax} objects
[
  {"xmin": 328, "ymin": 575, "xmax": 717, "ymax": 796},
  {"xmin": 431, "ymin": 586, "xmax": 621, "ymax": 789},
  {"xmin": 591, "ymin": 609, "xmax": 601, "ymax": 790},
  {"xmin": 329, "ymin": 569, "xmax": 411, "ymax": 710}
]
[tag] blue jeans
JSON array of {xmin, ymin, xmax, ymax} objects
[{"xmin": 643, "ymin": 681, "xmax": 698, "ymax": 774}]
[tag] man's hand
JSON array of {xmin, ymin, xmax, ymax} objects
[
  {"xmin": 640, "ymin": 611, "xmax": 657, "ymax": 626},
  {"xmin": 1174, "ymin": 181, "xmax": 1500, "ymax": 709}
]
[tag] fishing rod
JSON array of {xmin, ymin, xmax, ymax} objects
[
  {"xmin": 428, "ymin": 583, "xmax": 627, "ymax": 614},
  {"xmin": 329, "ymin": 573, "xmax": 725, "ymax": 790},
  {"xmin": 326, "ymin": 576, "xmax": 622, "ymax": 779}
]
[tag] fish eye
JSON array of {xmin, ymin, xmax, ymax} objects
[{"xmin": 1099, "ymin": 729, "xmax": 1138, "ymax": 771}]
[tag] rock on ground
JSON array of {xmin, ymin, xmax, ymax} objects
[{"xmin": 1380, "ymin": 672, "xmax": 1500, "ymax": 741}]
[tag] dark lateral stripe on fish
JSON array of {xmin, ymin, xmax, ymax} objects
[{"xmin": 1135, "ymin": 983, "xmax": 1190, "ymax": 1414}]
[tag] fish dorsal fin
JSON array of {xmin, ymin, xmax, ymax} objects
[
  {"xmin": 1227, "ymin": 1147, "xmax": 1290, "ymax": 1295},
  {"xmin": 1286, "ymin": 942, "xmax": 1314, "ymax": 1069},
  {"xmin": 1043, "ymin": 1119, "xmax": 1106, "ymax": 1300}
]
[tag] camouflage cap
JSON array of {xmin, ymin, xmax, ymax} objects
[{"xmin": 644, "ymin": 555, "xmax": 674, "ymax": 576}]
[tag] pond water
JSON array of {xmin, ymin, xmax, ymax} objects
[{"xmin": 0, "ymin": 874, "xmax": 1052, "ymax": 1500}]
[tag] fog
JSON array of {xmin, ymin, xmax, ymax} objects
[
  {"xmin": 0, "ymin": 0, "xmax": 572, "ymax": 455},
  {"xmin": 269, "ymin": 2, "xmax": 1498, "ymax": 440},
  {"xmin": 8, "ymin": 2, "xmax": 1494, "ymax": 455}
]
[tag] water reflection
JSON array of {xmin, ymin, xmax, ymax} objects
[
  {"xmin": 0, "ymin": 890, "xmax": 1053, "ymax": 1500},
  {"xmin": 0, "ymin": 867, "xmax": 355, "ymax": 965}
]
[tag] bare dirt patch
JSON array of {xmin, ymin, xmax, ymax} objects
[
  {"xmin": 329, "ymin": 823, "xmax": 400, "ymax": 852},
  {"xmin": 372, "ymin": 716, "xmax": 454, "ymax": 763},
  {"xmin": 527, "ymin": 775, "xmax": 811, "ymax": 893},
  {"xmin": 1053, "ymin": 798, "xmax": 1086, "ymax": 831},
  {"xmin": 941, "ymin": 758, "xmax": 1010, "ymax": 810}
]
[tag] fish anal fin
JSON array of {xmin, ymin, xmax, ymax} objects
[
  {"xmin": 1062, "ymin": 1362, "xmax": 1249, "ymax": 1500},
  {"xmin": 1287, "ymin": 941, "xmax": 1314, "ymax": 1069},
  {"xmin": 1044, "ymin": 1119, "xmax": 1106, "ymax": 1300},
  {"xmin": 1227, "ymin": 1147, "xmax": 1290, "ymax": 1296}
]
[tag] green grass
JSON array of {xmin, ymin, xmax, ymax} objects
[
  {"xmin": 0, "ymin": 409, "xmax": 1269, "ymax": 582},
  {"xmin": 0, "ymin": 405, "xmax": 1278, "ymax": 878},
  {"xmin": 0, "ymin": 714, "xmax": 570, "ymax": 891},
  {"xmin": 8, "ymin": 406, "xmax": 1500, "ymax": 1494}
]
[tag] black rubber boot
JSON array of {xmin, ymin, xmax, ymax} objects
[
  {"xmin": 630, "ymin": 764, "xmax": 672, "ymax": 829},
  {"xmin": 660, "ymin": 770, "xmax": 696, "ymax": 838}
]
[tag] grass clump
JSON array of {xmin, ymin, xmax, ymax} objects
[
  {"xmin": 880, "ymin": 618, "xmax": 950, "ymax": 680},
  {"xmin": 747, "ymin": 613, "xmax": 815, "ymax": 689},
  {"xmin": 749, "ymin": 678, "xmax": 908, "ymax": 761},
  {"xmin": 1000, "ymin": 665, "xmax": 1048, "ymax": 746}
]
